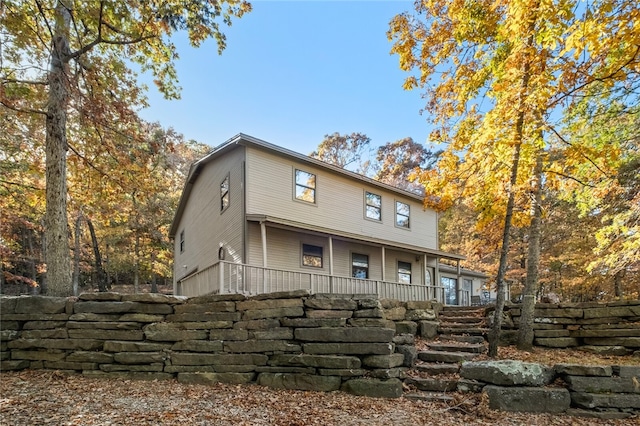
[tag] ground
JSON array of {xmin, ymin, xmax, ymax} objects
[{"xmin": 1, "ymin": 344, "xmax": 638, "ymax": 426}]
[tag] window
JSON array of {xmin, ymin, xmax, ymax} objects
[
  {"xmin": 441, "ymin": 276, "xmax": 458, "ymax": 305},
  {"xmin": 179, "ymin": 230, "xmax": 185, "ymax": 253},
  {"xmin": 365, "ymin": 192, "xmax": 381, "ymax": 221},
  {"xmin": 395, "ymin": 201, "xmax": 410, "ymax": 228},
  {"xmin": 220, "ymin": 174, "xmax": 230, "ymax": 212},
  {"xmin": 352, "ymin": 253, "xmax": 369, "ymax": 279},
  {"xmin": 295, "ymin": 169, "xmax": 316, "ymax": 203},
  {"xmin": 302, "ymin": 244, "xmax": 323, "ymax": 268},
  {"xmin": 398, "ymin": 261, "xmax": 412, "ymax": 284}
]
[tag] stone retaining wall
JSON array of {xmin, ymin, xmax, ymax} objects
[
  {"xmin": 459, "ymin": 361, "xmax": 640, "ymax": 419},
  {"xmin": 0, "ymin": 291, "xmax": 440, "ymax": 398},
  {"xmin": 504, "ymin": 301, "xmax": 640, "ymax": 355}
]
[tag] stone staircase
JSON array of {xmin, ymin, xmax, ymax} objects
[{"xmin": 403, "ymin": 306, "xmax": 489, "ymax": 401}]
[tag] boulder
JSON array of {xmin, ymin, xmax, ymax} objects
[
  {"xmin": 484, "ymin": 385, "xmax": 570, "ymax": 413},
  {"xmin": 178, "ymin": 372, "xmax": 255, "ymax": 385},
  {"xmin": 257, "ymin": 373, "xmax": 340, "ymax": 392},
  {"xmin": 554, "ymin": 364, "xmax": 613, "ymax": 377},
  {"xmin": 460, "ymin": 360, "xmax": 554, "ymax": 386},
  {"xmin": 294, "ymin": 327, "xmax": 394, "ymax": 343},
  {"xmin": 341, "ymin": 378, "xmax": 403, "ymax": 398}
]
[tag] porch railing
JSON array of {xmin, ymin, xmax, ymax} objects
[{"xmin": 177, "ymin": 261, "xmax": 448, "ymax": 303}]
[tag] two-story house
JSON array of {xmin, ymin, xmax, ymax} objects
[{"xmin": 169, "ymin": 134, "xmax": 487, "ymax": 304}]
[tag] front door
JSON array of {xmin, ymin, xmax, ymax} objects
[{"xmin": 441, "ymin": 277, "xmax": 458, "ymax": 305}]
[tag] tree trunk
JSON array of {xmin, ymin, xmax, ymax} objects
[
  {"xmin": 72, "ymin": 212, "xmax": 82, "ymax": 296},
  {"xmin": 614, "ymin": 269, "xmax": 625, "ymax": 299},
  {"xmin": 151, "ymin": 251, "xmax": 158, "ymax": 293},
  {"xmin": 517, "ymin": 152, "xmax": 543, "ymax": 350},
  {"xmin": 44, "ymin": 1, "xmax": 72, "ymax": 296},
  {"xmin": 134, "ymin": 234, "xmax": 140, "ymax": 294},
  {"xmin": 86, "ymin": 218, "xmax": 107, "ymax": 292}
]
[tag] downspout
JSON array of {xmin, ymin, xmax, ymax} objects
[
  {"xmin": 381, "ymin": 246, "xmax": 386, "ymax": 282},
  {"xmin": 328, "ymin": 236, "xmax": 334, "ymax": 293},
  {"xmin": 456, "ymin": 259, "xmax": 462, "ymax": 306}
]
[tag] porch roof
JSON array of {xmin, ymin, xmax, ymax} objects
[{"xmin": 246, "ymin": 214, "xmax": 465, "ymax": 261}]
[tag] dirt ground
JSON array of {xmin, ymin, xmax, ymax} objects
[{"xmin": 1, "ymin": 365, "xmax": 638, "ymax": 426}]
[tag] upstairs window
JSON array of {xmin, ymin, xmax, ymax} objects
[
  {"xmin": 179, "ymin": 230, "xmax": 185, "ymax": 253},
  {"xmin": 398, "ymin": 261, "xmax": 412, "ymax": 284},
  {"xmin": 395, "ymin": 201, "xmax": 410, "ymax": 228},
  {"xmin": 352, "ymin": 253, "xmax": 369, "ymax": 279},
  {"xmin": 365, "ymin": 192, "xmax": 381, "ymax": 221},
  {"xmin": 302, "ymin": 244, "xmax": 323, "ymax": 268},
  {"xmin": 220, "ymin": 174, "xmax": 230, "ymax": 212},
  {"xmin": 295, "ymin": 169, "xmax": 316, "ymax": 203}
]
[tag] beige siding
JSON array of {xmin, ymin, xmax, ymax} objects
[
  {"xmin": 173, "ymin": 147, "xmax": 245, "ymax": 284},
  {"xmin": 244, "ymin": 147, "xmax": 438, "ymax": 249},
  {"xmin": 247, "ymin": 224, "xmax": 429, "ymax": 285}
]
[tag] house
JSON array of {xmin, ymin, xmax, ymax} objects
[{"xmin": 169, "ymin": 134, "xmax": 487, "ymax": 304}]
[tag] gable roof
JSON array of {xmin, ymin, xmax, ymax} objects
[{"xmin": 169, "ymin": 133, "xmax": 428, "ymax": 238}]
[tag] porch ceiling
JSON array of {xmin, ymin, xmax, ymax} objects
[{"xmin": 246, "ymin": 214, "xmax": 466, "ymax": 261}]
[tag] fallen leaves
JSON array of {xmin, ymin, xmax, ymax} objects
[{"xmin": 1, "ymin": 369, "xmax": 638, "ymax": 425}]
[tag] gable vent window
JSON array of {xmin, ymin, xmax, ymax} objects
[
  {"xmin": 395, "ymin": 201, "xmax": 410, "ymax": 228},
  {"xmin": 365, "ymin": 192, "xmax": 381, "ymax": 221},
  {"xmin": 295, "ymin": 169, "xmax": 316, "ymax": 203},
  {"xmin": 302, "ymin": 244, "xmax": 323, "ymax": 268},
  {"xmin": 220, "ymin": 174, "xmax": 230, "ymax": 212},
  {"xmin": 179, "ymin": 230, "xmax": 185, "ymax": 253},
  {"xmin": 398, "ymin": 261, "xmax": 412, "ymax": 284}
]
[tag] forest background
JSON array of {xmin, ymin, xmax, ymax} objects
[{"xmin": 1, "ymin": 1, "xmax": 638, "ymax": 312}]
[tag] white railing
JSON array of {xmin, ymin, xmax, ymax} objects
[{"xmin": 178, "ymin": 261, "xmax": 447, "ymax": 302}]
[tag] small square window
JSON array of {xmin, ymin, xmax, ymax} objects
[
  {"xmin": 179, "ymin": 230, "xmax": 185, "ymax": 254},
  {"xmin": 302, "ymin": 244, "xmax": 323, "ymax": 268},
  {"xmin": 398, "ymin": 261, "xmax": 411, "ymax": 284},
  {"xmin": 220, "ymin": 175, "xmax": 230, "ymax": 212},
  {"xmin": 352, "ymin": 253, "xmax": 369, "ymax": 279},
  {"xmin": 295, "ymin": 169, "xmax": 316, "ymax": 203},
  {"xmin": 365, "ymin": 192, "xmax": 381, "ymax": 221},
  {"xmin": 395, "ymin": 201, "xmax": 410, "ymax": 228}
]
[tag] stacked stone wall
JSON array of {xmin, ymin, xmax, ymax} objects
[
  {"xmin": 0, "ymin": 291, "xmax": 440, "ymax": 398},
  {"xmin": 504, "ymin": 301, "xmax": 640, "ymax": 355}
]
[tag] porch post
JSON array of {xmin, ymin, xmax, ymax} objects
[
  {"xmin": 260, "ymin": 221, "xmax": 267, "ymax": 268},
  {"xmin": 456, "ymin": 259, "xmax": 462, "ymax": 306},
  {"xmin": 381, "ymin": 246, "xmax": 386, "ymax": 281},
  {"xmin": 434, "ymin": 257, "xmax": 441, "ymax": 303},
  {"xmin": 328, "ymin": 236, "xmax": 334, "ymax": 293}
]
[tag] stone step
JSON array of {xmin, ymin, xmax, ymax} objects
[
  {"xmin": 414, "ymin": 362, "xmax": 460, "ymax": 375},
  {"xmin": 439, "ymin": 322, "xmax": 485, "ymax": 329},
  {"xmin": 439, "ymin": 334, "xmax": 486, "ymax": 344},
  {"xmin": 440, "ymin": 310, "xmax": 484, "ymax": 317},
  {"xmin": 404, "ymin": 392, "xmax": 455, "ymax": 403},
  {"xmin": 438, "ymin": 327, "xmax": 490, "ymax": 336},
  {"xmin": 438, "ymin": 316, "xmax": 485, "ymax": 324},
  {"xmin": 427, "ymin": 342, "xmax": 487, "ymax": 354},
  {"xmin": 417, "ymin": 350, "xmax": 478, "ymax": 363},
  {"xmin": 405, "ymin": 377, "xmax": 458, "ymax": 392}
]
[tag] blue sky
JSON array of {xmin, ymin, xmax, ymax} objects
[{"xmin": 139, "ymin": 0, "xmax": 430, "ymax": 157}]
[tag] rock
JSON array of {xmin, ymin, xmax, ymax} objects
[
  {"xmin": 534, "ymin": 337, "xmax": 579, "ymax": 348},
  {"xmin": 341, "ymin": 378, "xmax": 403, "ymax": 398},
  {"xmin": 121, "ymin": 294, "xmax": 184, "ymax": 304},
  {"xmin": 304, "ymin": 298, "xmax": 357, "ymax": 311},
  {"xmin": 348, "ymin": 319, "xmax": 396, "ymax": 329},
  {"xmin": 418, "ymin": 350, "xmax": 476, "ymax": 363},
  {"xmin": 242, "ymin": 307, "xmax": 305, "ymax": 320},
  {"xmin": 224, "ymin": 340, "xmax": 301, "ymax": 353},
  {"xmin": 0, "ymin": 360, "xmax": 29, "ymax": 370},
  {"xmin": 294, "ymin": 327, "xmax": 394, "ymax": 343},
  {"xmin": 362, "ymin": 353, "xmax": 405, "ymax": 369},
  {"xmin": 15, "ymin": 296, "xmax": 68, "ymax": 314},
  {"xmin": 74, "ymin": 301, "xmax": 136, "ymax": 314},
  {"xmin": 460, "ymin": 360, "xmax": 554, "ymax": 386},
  {"xmin": 554, "ymin": 364, "xmax": 613, "ymax": 377},
  {"xmin": 352, "ymin": 308, "xmax": 384, "ymax": 318},
  {"xmin": 395, "ymin": 345, "xmax": 417, "ymax": 368},
  {"xmin": 457, "ymin": 379, "xmax": 485, "ymax": 393},
  {"xmin": 405, "ymin": 309, "xmax": 436, "ymax": 321},
  {"xmin": 174, "ymin": 302, "xmax": 237, "ymax": 314},
  {"xmin": 236, "ymin": 298, "xmax": 303, "ymax": 311},
  {"xmin": 303, "ymin": 343, "xmax": 394, "ymax": 355},
  {"xmin": 209, "ymin": 329, "xmax": 249, "ymax": 341},
  {"xmin": 565, "ymin": 375, "xmax": 640, "ymax": 394},
  {"xmin": 103, "ymin": 341, "xmax": 171, "ymax": 352},
  {"xmin": 615, "ymin": 365, "xmax": 640, "ymax": 377},
  {"xmin": 395, "ymin": 321, "xmax": 418, "ymax": 335},
  {"xmin": 571, "ymin": 392, "xmax": 640, "ymax": 409},
  {"xmin": 565, "ymin": 408, "xmax": 634, "ymax": 420},
  {"xmin": 406, "ymin": 301, "xmax": 432, "ymax": 310},
  {"xmin": 577, "ymin": 345, "xmax": 632, "ymax": 356},
  {"xmin": 392, "ymin": 334, "xmax": 415, "ymax": 345},
  {"xmin": 249, "ymin": 290, "xmax": 309, "ymax": 300},
  {"xmin": 484, "ymin": 385, "xmax": 570, "ymax": 413},
  {"xmin": 383, "ymin": 306, "xmax": 406, "ymax": 321},
  {"xmin": 270, "ymin": 354, "xmax": 361, "ymax": 369},
  {"xmin": 249, "ymin": 328, "xmax": 293, "ymax": 340},
  {"xmin": 187, "ymin": 293, "xmax": 246, "ymax": 303},
  {"xmin": 257, "ymin": 373, "xmax": 340, "ymax": 392},
  {"xmin": 233, "ymin": 319, "xmax": 280, "ymax": 330},
  {"xmin": 281, "ymin": 318, "xmax": 346, "ymax": 328},
  {"xmin": 78, "ymin": 293, "xmax": 122, "ymax": 301},
  {"xmin": 171, "ymin": 340, "xmax": 224, "ymax": 352},
  {"xmin": 418, "ymin": 321, "xmax": 439, "ymax": 339},
  {"xmin": 405, "ymin": 377, "xmax": 458, "ymax": 392},
  {"xmin": 67, "ymin": 329, "xmax": 144, "ymax": 341},
  {"xmin": 170, "ymin": 353, "xmax": 267, "ymax": 366},
  {"xmin": 113, "ymin": 352, "xmax": 166, "ymax": 364},
  {"xmin": 178, "ymin": 372, "xmax": 255, "ymax": 385},
  {"xmin": 66, "ymin": 351, "xmax": 114, "ymax": 363},
  {"xmin": 305, "ymin": 310, "xmax": 353, "ymax": 319}
]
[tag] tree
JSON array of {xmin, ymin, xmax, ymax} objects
[
  {"xmin": 1, "ymin": 0, "xmax": 251, "ymax": 295},
  {"xmin": 374, "ymin": 137, "xmax": 439, "ymax": 193},
  {"xmin": 311, "ymin": 132, "xmax": 372, "ymax": 174},
  {"xmin": 389, "ymin": 0, "xmax": 640, "ymax": 355}
]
